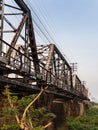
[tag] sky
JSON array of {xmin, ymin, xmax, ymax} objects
[
  {"xmin": 5, "ymin": 0, "xmax": 98, "ymax": 101},
  {"xmin": 30, "ymin": 0, "xmax": 98, "ymax": 101}
]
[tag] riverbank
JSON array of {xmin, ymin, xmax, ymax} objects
[{"xmin": 67, "ymin": 102, "xmax": 98, "ymax": 130}]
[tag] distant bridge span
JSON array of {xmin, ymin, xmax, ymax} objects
[{"xmin": 0, "ymin": 0, "xmax": 89, "ymax": 101}]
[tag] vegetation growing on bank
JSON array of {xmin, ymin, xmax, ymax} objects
[
  {"xmin": 0, "ymin": 86, "xmax": 56, "ymax": 130},
  {"xmin": 67, "ymin": 102, "xmax": 98, "ymax": 130},
  {"xmin": 1, "ymin": 86, "xmax": 98, "ymax": 130}
]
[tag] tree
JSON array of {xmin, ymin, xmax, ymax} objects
[{"xmin": 1, "ymin": 85, "xmax": 56, "ymax": 130}]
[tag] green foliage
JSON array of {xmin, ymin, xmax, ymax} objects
[
  {"xmin": 1, "ymin": 123, "xmax": 20, "ymax": 130},
  {"xmin": 67, "ymin": 107, "xmax": 98, "ymax": 130},
  {"xmin": 86, "ymin": 108, "xmax": 98, "ymax": 117},
  {"xmin": 0, "ymin": 86, "xmax": 55, "ymax": 130},
  {"xmin": 18, "ymin": 95, "xmax": 36, "ymax": 109},
  {"xmin": 28, "ymin": 107, "xmax": 55, "ymax": 127},
  {"xmin": 33, "ymin": 126, "xmax": 43, "ymax": 130},
  {"xmin": 90, "ymin": 101, "xmax": 98, "ymax": 106}
]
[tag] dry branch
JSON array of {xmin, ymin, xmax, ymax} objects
[
  {"xmin": 43, "ymin": 122, "xmax": 52, "ymax": 129},
  {"xmin": 5, "ymin": 86, "xmax": 51, "ymax": 130},
  {"xmin": 21, "ymin": 86, "xmax": 48, "ymax": 122}
]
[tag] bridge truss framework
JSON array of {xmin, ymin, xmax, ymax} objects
[{"xmin": 0, "ymin": 0, "xmax": 88, "ymax": 101}]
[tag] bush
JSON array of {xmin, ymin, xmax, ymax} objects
[
  {"xmin": 0, "ymin": 86, "xmax": 55, "ymax": 129},
  {"xmin": 67, "ymin": 107, "xmax": 98, "ymax": 130}
]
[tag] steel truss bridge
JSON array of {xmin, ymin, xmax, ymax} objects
[{"xmin": 0, "ymin": 0, "xmax": 88, "ymax": 100}]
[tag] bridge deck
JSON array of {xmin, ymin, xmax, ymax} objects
[{"xmin": 0, "ymin": 75, "xmax": 87, "ymax": 101}]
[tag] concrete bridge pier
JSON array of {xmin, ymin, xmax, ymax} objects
[
  {"xmin": 47, "ymin": 98, "xmax": 89, "ymax": 130},
  {"xmin": 37, "ymin": 94, "xmax": 68, "ymax": 130},
  {"xmin": 47, "ymin": 99, "xmax": 68, "ymax": 130}
]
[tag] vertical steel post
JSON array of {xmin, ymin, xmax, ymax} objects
[{"xmin": 0, "ymin": 0, "xmax": 4, "ymax": 54}]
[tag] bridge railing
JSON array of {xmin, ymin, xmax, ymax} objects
[
  {"xmin": 0, "ymin": 40, "xmax": 35, "ymax": 76},
  {"xmin": 0, "ymin": 39, "xmax": 88, "ymax": 99}
]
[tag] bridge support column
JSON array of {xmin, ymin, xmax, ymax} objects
[
  {"xmin": 47, "ymin": 99, "xmax": 68, "ymax": 130},
  {"xmin": 47, "ymin": 99, "xmax": 90, "ymax": 130},
  {"xmin": 63, "ymin": 100, "xmax": 89, "ymax": 117}
]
